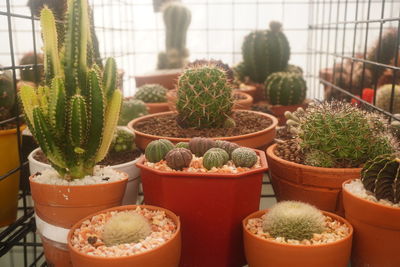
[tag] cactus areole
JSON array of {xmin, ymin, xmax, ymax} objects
[{"xmin": 19, "ymin": 0, "xmax": 122, "ymax": 179}]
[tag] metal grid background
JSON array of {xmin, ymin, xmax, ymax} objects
[{"xmin": 0, "ymin": 0, "xmax": 399, "ymax": 266}]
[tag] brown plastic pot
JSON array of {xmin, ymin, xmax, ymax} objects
[
  {"xmin": 268, "ymin": 102, "xmax": 309, "ymax": 126},
  {"xmin": 266, "ymin": 144, "xmax": 361, "ymax": 215},
  {"xmin": 233, "ymin": 91, "xmax": 253, "ymax": 110},
  {"xmin": 128, "ymin": 111, "xmax": 278, "ymax": 150},
  {"xmin": 137, "ymin": 150, "xmax": 268, "ymax": 267},
  {"xmin": 342, "ymin": 180, "xmax": 400, "ymax": 267},
  {"xmin": 134, "ymin": 70, "xmax": 181, "ymax": 90},
  {"xmin": 68, "ymin": 205, "xmax": 181, "ymax": 267},
  {"xmin": 243, "ymin": 209, "xmax": 353, "ymax": 267}
]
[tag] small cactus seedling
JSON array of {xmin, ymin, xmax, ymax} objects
[
  {"xmin": 118, "ymin": 98, "xmax": 148, "ymax": 126},
  {"xmin": 203, "ymin": 148, "xmax": 229, "ymax": 170},
  {"xmin": 189, "ymin": 137, "xmax": 216, "ymax": 157},
  {"xmin": 145, "ymin": 139, "xmax": 175, "ymax": 163},
  {"xmin": 361, "ymin": 154, "xmax": 400, "ymax": 204},
  {"xmin": 262, "ymin": 201, "xmax": 325, "ymax": 241},
  {"xmin": 175, "ymin": 142, "xmax": 189, "ymax": 149},
  {"xmin": 231, "ymin": 147, "xmax": 258, "ymax": 168},
  {"xmin": 165, "ymin": 148, "xmax": 193, "ymax": 170},
  {"xmin": 134, "ymin": 84, "xmax": 168, "ymax": 103},
  {"xmin": 264, "ymin": 72, "xmax": 307, "ymax": 106},
  {"xmin": 215, "ymin": 140, "xmax": 239, "ymax": 158},
  {"xmin": 375, "ymin": 84, "xmax": 400, "ymax": 114},
  {"xmin": 102, "ymin": 212, "xmax": 152, "ymax": 246},
  {"xmin": 0, "ymin": 69, "xmax": 15, "ymax": 121},
  {"xmin": 109, "ymin": 126, "xmax": 136, "ymax": 153}
]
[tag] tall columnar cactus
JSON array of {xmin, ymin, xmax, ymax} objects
[
  {"xmin": 361, "ymin": 154, "xmax": 400, "ymax": 204},
  {"xmin": 0, "ymin": 69, "xmax": 15, "ymax": 121},
  {"xmin": 264, "ymin": 72, "xmax": 307, "ymax": 105},
  {"xmin": 134, "ymin": 84, "xmax": 168, "ymax": 103},
  {"xmin": 176, "ymin": 65, "xmax": 234, "ymax": 128},
  {"xmin": 375, "ymin": 84, "xmax": 400, "ymax": 114},
  {"xmin": 19, "ymin": 0, "xmax": 122, "ymax": 179},
  {"xmin": 157, "ymin": 2, "xmax": 191, "ymax": 70},
  {"xmin": 235, "ymin": 21, "xmax": 290, "ymax": 84}
]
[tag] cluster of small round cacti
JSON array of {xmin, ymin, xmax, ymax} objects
[
  {"xmin": 134, "ymin": 84, "xmax": 168, "ymax": 103},
  {"xmin": 145, "ymin": 139, "xmax": 175, "ymax": 163},
  {"xmin": 109, "ymin": 126, "xmax": 136, "ymax": 153}
]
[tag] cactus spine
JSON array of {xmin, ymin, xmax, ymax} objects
[
  {"xmin": 134, "ymin": 84, "xmax": 168, "ymax": 103},
  {"xmin": 0, "ymin": 69, "xmax": 15, "ymax": 121},
  {"xmin": 19, "ymin": 0, "xmax": 122, "ymax": 179},
  {"xmin": 157, "ymin": 2, "xmax": 191, "ymax": 70},
  {"xmin": 264, "ymin": 72, "xmax": 307, "ymax": 105}
]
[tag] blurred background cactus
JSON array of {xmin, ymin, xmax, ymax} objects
[
  {"xmin": 157, "ymin": 1, "xmax": 191, "ymax": 70},
  {"xmin": 19, "ymin": 0, "xmax": 122, "ymax": 179},
  {"xmin": 375, "ymin": 84, "xmax": 400, "ymax": 114},
  {"xmin": 134, "ymin": 84, "xmax": 168, "ymax": 103},
  {"xmin": 109, "ymin": 126, "xmax": 136, "ymax": 153},
  {"xmin": 0, "ymin": 69, "xmax": 16, "ymax": 122},
  {"xmin": 264, "ymin": 72, "xmax": 307, "ymax": 106},
  {"xmin": 118, "ymin": 98, "xmax": 148, "ymax": 125},
  {"xmin": 19, "ymin": 52, "xmax": 44, "ymax": 85}
]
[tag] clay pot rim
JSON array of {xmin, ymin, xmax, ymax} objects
[
  {"xmin": 67, "ymin": 204, "xmax": 181, "ymax": 260},
  {"xmin": 0, "ymin": 124, "xmax": 26, "ymax": 136},
  {"xmin": 266, "ymin": 144, "xmax": 362, "ymax": 173},
  {"xmin": 267, "ymin": 99, "xmax": 310, "ymax": 108},
  {"xmin": 233, "ymin": 90, "xmax": 253, "ymax": 101},
  {"xmin": 136, "ymin": 148, "xmax": 268, "ymax": 177},
  {"xmin": 342, "ymin": 179, "xmax": 400, "ymax": 211},
  {"xmin": 124, "ymin": 96, "xmax": 168, "ymax": 106},
  {"xmin": 242, "ymin": 209, "xmax": 353, "ymax": 248},
  {"xmin": 127, "ymin": 110, "xmax": 278, "ymax": 144}
]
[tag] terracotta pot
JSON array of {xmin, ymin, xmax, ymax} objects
[
  {"xmin": 127, "ymin": 111, "xmax": 278, "ymax": 151},
  {"xmin": 137, "ymin": 150, "xmax": 268, "ymax": 267},
  {"xmin": 266, "ymin": 144, "xmax": 361, "ymax": 215},
  {"xmin": 233, "ymin": 91, "xmax": 253, "ymax": 110},
  {"xmin": 40, "ymin": 234, "xmax": 71, "ymax": 267},
  {"xmin": 252, "ymin": 83, "xmax": 265, "ymax": 103},
  {"xmin": 342, "ymin": 180, "xmax": 400, "ymax": 267},
  {"xmin": 68, "ymin": 205, "xmax": 181, "ymax": 267},
  {"xmin": 146, "ymin": 102, "xmax": 170, "ymax": 114},
  {"xmin": 243, "ymin": 209, "xmax": 353, "ymax": 267},
  {"xmin": 134, "ymin": 69, "xmax": 181, "ymax": 90},
  {"xmin": 166, "ymin": 89, "xmax": 178, "ymax": 111},
  {"xmin": 236, "ymin": 84, "xmax": 257, "ymax": 100},
  {"xmin": 0, "ymin": 125, "xmax": 26, "ymax": 227},
  {"xmin": 268, "ymin": 101, "xmax": 309, "ymax": 126}
]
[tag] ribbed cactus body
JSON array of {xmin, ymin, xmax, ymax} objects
[
  {"xmin": 175, "ymin": 142, "xmax": 189, "ymax": 149},
  {"xmin": 203, "ymin": 148, "xmax": 229, "ymax": 170},
  {"xmin": 110, "ymin": 126, "xmax": 136, "ymax": 153},
  {"xmin": 177, "ymin": 65, "xmax": 233, "ymax": 128},
  {"xmin": 0, "ymin": 69, "xmax": 15, "ymax": 121},
  {"xmin": 361, "ymin": 154, "xmax": 400, "ymax": 204},
  {"xmin": 189, "ymin": 137, "xmax": 216, "ymax": 157},
  {"xmin": 215, "ymin": 140, "xmax": 239, "ymax": 158},
  {"xmin": 264, "ymin": 72, "xmax": 306, "ymax": 105},
  {"xmin": 145, "ymin": 139, "xmax": 174, "ymax": 163},
  {"xmin": 134, "ymin": 84, "xmax": 167, "ymax": 103},
  {"xmin": 375, "ymin": 84, "xmax": 400, "ymax": 114},
  {"xmin": 231, "ymin": 147, "xmax": 258, "ymax": 168},
  {"xmin": 118, "ymin": 98, "xmax": 148, "ymax": 126},
  {"xmin": 165, "ymin": 148, "xmax": 193, "ymax": 170}
]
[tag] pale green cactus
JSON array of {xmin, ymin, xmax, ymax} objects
[{"xmin": 19, "ymin": 0, "xmax": 122, "ymax": 179}]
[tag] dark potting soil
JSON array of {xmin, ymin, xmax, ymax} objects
[
  {"xmin": 133, "ymin": 111, "xmax": 273, "ymax": 138},
  {"xmin": 33, "ymin": 149, "xmax": 142, "ymax": 166}
]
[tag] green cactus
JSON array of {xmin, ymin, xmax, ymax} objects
[
  {"xmin": 235, "ymin": 21, "xmax": 290, "ymax": 84},
  {"xmin": 189, "ymin": 137, "xmax": 216, "ymax": 157},
  {"xmin": 264, "ymin": 72, "xmax": 306, "ymax": 106},
  {"xmin": 361, "ymin": 154, "xmax": 400, "ymax": 204},
  {"xmin": 102, "ymin": 212, "xmax": 152, "ymax": 246},
  {"xmin": 165, "ymin": 148, "xmax": 193, "ymax": 170},
  {"xmin": 157, "ymin": 2, "xmax": 191, "ymax": 70},
  {"xmin": 187, "ymin": 59, "xmax": 234, "ymax": 82},
  {"xmin": 118, "ymin": 98, "xmax": 148, "ymax": 126},
  {"xmin": 285, "ymin": 64, "xmax": 303, "ymax": 76},
  {"xmin": 215, "ymin": 140, "xmax": 239, "ymax": 158},
  {"xmin": 231, "ymin": 147, "xmax": 258, "ymax": 168},
  {"xmin": 262, "ymin": 201, "xmax": 325, "ymax": 241},
  {"xmin": 177, "ymin": 65, "xmax": 234, "ymax": 128},
  {"xmin": 134, "ymin": 84, "xmax": 168, "ymax": 103},
  {"xmin": 175, "ymin": 142, "xmax": 189, "ymax": 149},
  {"xmin": 109, "ymin": 126, "xmax": 136, "ymax": 153},
  {"xmin": 0, "ymin": 69, "xmax": 15, "ymax": 121},
  {"xmin": 304, "ymin": 149, "xmax": 336, "ymax": 168},
  {"xmin": 203, "ymin": 148, "xmax": 229, "ymax": 170},
  {"xmin": 145, "ymin": 139, "xmax": 174, "ymax": 163},
  {"xmin": 375, "ymin": 84, "xmax": 400, "ymax": 114},
  {"xmin": 19, "ymin": 0, "xmax": 122, "ymax": 179},
  {"xmin": 19, "ymin": 52, "xmax": 44, "ymax": 85}
]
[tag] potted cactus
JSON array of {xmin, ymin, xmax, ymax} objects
[
  {"xmin": 133, "ymin": 84, "xmax": 169, "ymax": 114},
  {"xmin": 343, "ymin": 154, "xmax": 400, "ymax": 267},
  {"xmin": 129, "ymin": 64, "xmax": 278, "ymax": 150},
  {"xmin": 135, "ymin": 1, "xmax": 191, "ymax": 90},
  {"xmin": 375, "ymin": 84, "xmax": 400, "ymax": 113},
  {"xmin": 266, "ymin": 101, "xmax": 397, "ymax": 215},
  {"xmin": 19, "ymin": 1, "xmax": 126, "ymax": 266},
  {"xmin": 234, "ymin": 21, "xmax": 290, "ymax": 102},
  {"xmin": 118, "ymin": 98, "xmax": 148, "ymax": 126},
  {"xmin": 137, "ymin": 137, "xmax": 268, "ymax": 267},
  {"xmin": 243, "ymin": 201, "xmax": 353, "ymax": 267}
]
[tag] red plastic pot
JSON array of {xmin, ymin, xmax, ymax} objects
[{"xmin": 136, "ymin": 149, "xmax": 268, "ymax": 267}]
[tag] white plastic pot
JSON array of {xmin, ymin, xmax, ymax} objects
[{"xmin": 28, "ymin": 148, "xmax": 141, "ymax": 205}]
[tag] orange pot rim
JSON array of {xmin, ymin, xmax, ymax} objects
[
  {"xmin": 67, "ymin": 204, "xmax": 181, "ymax": 261},
  {"xmin": 145, "ymin": 102, "xmax": 169, "ymax": 107},
  {"xmin": 127, "ymin": 110, "xmax": 278, "ymax": 143},
  {"xmin": 233, "ymin": 91, "xmax": 253, "ymax": 102},
  {"xmin": 0, "ymin": 124, "xmax": 26, "ymax": 136},
  {"xmin": 136, "ymin": 148, "xmax": 268, "ymax": 178},
  {"xmin": 266, "ymin": 144, "xmax": 362, "ymax": 173},
  {"xmin": 243, "ymin": 209, "xmax": 353, "ymax": 249},
  {"xmin": 342, "ymin": 179, "xmax": 400, "ymax": 212}
]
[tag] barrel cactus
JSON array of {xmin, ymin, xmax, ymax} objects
[
  {"xmin": 177, "ymin": 65, "xmax": 234, "ymax": 128},
  {"xmin": 19, "ymin": 0, "xmax": 122, "ymax": 179},
  {"xmin": 157, "ymin": 1, "xmax": 191, "ymax": 69},
  {"xmin": 175, "ymin": 142, "xmax": 189, "ymax": 149},
  {"xmin": 375, "ymin": 84, "xmax": 400, "ymax": 114},
  {"xmin": 19, "ymin": 52, "xmax": 44, "ymax": 84},
  {"xmin": 118, "ymin": 98, "xmax": 148, "ymax": 125},
  {"xmin": 203, "ymin": 148, "xmax": 229, "ymax": 170},
  {"xmin": 215, "ymin": 140, "xmax": 239, "ymax": 158},
  {"xmin": 231, "ymin": 147, "xmax": 258, "ymax": 168},
  {"xmin": 0, "ymin": 69, "xmax": 15, "ymax": 121},
  {"xmin": 109, "ymin": 126, "xmax": 136, "ymax": 153},
  {"xmin": 361, "ymin": 154, "xmax": 400, "ymax": 204},
  {"xmin": 264, "ymin": 72, "xmax": 307, "ymax": 105},
  {"xmin": 134, "ymin": 84, "xmax": 168, "ymax": 103},
  {"xmin": 187, "ymin": 59, "xmax": 234, "ymax": 82},
  {"xmin": 102, "ymin": 212, "xmax": 152, "ymax": 246},
  {"xmin": 145, "ymin": 139, "xmax": 174, "ymax": 163},
  {"xmin": 235, "ymin": 21, "xmax": 290, "ymax": 84},
  {"xmin": 262, "ymin": 201, "xmax": 325, "ymax": 241},
  {"xmin": 285, "ymin": 64, "xmax": 303, "ymax": 76},
  {"xmin": 165, "ymin": 148, "xmax": 193, "ymax": 170},
  {"xmin": 189, "ymin": 137, "xmax": 216, "ymax": 157}
]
